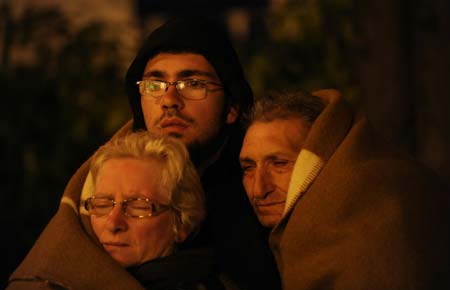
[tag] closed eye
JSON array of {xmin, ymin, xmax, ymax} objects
[
  {"xmin": 242, "ymin": 165, "xmax": 255, "ymax": 172},
  {"xmin": 272, "ymin": 160, "xmax": 290, "ymax": 167},
  {"xmin": 240, "ymin": 161, "xmax": 256, "ymax": 175},
  {"xmin": 269, "ymin": 159, "xmax": 295, "ymax": 172}
]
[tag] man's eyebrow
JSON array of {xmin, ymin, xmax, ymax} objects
[
  {"xmin": 142, "ymin": 69, "xmax": 218, "ymax": 80},
  {"xmin": 266, "ymin": 154, "xmax": 284, "ymax": 160},
  {"xmin": 142, "ymin": 70, "xmax": 165, "ymax": 78},
  {"xmin": 177, "ymin": 70, "xmax": 218, "ymax": 79},
  {"xmin": 239, "ymin": 157, "xmax": 255, "ymax": 164}
]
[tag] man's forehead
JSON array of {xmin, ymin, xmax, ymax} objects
[
  {"xmin": 244, "ymin": 119, "xmax": 304, "ymax": 141},
  {"xmin": 143, "ymin": 52, "xmax": 219, "ymax": 78},
  {"xmin": 240, "ymin": 119, "xmax": 307, "ymax": 158},
  {"xmin": 143, "ymin": 69, "xmax": 217, "ymax": 80}
]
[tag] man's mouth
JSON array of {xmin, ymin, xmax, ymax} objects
[
  {"xmin": 159, "ymin": 117, "xmax": 189, "ymax": 129},
  {"xmin": 102, "ymin": 242, "xmax": 129, "ymax": 253},
  {"xmin": 103, "ymin": 241, "xmax": 128, "ymax": 248},
  {"xmin": 157, "ymin": 117, "xmax": 190, "ymax": 135},
  {"xmin": 253, "ymin": 201, "xmax": 285, "ymax": 214}
]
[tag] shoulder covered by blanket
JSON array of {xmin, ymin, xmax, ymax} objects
[
  {"xmin": 6, "ymin": 121, "xmax": 147, "ymax": 290},
  {"xmin": 270, "ymin": 89, "xmax": 450, "ymax": 290}
]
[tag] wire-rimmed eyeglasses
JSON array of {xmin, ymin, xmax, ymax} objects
[
  {"xmin": 84, "ymin": 196, "xmax": 170, "ymax": 218},
  {"xmin": 136, "ymin": 79, "xmax": 223, "ymax": 100}
]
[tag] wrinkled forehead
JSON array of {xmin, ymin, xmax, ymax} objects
[
  {"xmin": 241, "ymin": 119, "xmax": 308, "ymax": 158},
  {"xmin": 94, "ymin": 157, "xmax": 170, "ymax": 203}
]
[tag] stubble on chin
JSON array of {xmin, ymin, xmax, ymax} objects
[
  {"xmin": 157, "ymin": 130, "xmax": 204, "ymax": 166},
  {"xmin": 166, "ymin": 132, "xmax": 183, "ymax": 139}
]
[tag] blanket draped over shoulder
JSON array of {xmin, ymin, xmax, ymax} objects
[
  {"xmin": 7, "ymin": 121, "xmax": 146, "ymax": 290},
  {"xmin": 270, "ymin": 89, "xmax": 450, "ymax": 290}
]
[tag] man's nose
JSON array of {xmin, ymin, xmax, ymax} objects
[
  {"xmin": 160, "ymin": 84, "xmax": 185, "ymax": 111},
  {"xmin": 252, "ymin": 167, "xmax": 274, "ymax": 200},
  {"xmin": 105, "ymin": 205, "xmax": 128, "ymax": 233}
]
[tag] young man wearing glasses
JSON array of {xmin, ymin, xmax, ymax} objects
[
  {"xmin": 8, "ymin": 17, "xmax": 280, "ymax": 290},
  {"xmin": 134, "ymin": 53, "xmax": 237, "ymax": 174},
  {"xmin": 124, "ymin": 16, "xmax": 280, "ymax": 290}
]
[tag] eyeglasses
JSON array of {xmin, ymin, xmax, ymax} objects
[
  {"xmin": 136, "ymin": 79, "xmax": 223, "ymax": 100},
  {"xmin": 84, "ymin": 196, "xmax": 170, "ymax": 218}
]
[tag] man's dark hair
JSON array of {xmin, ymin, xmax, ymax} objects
[
  {"xmin": 125, "ymin": 16, "xmax": 253, "ymax": 130},
  {"xmin": 243, "ymin": 89, "xmax": 325, "ymax": 129}
]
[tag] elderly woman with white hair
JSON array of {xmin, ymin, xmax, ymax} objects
[
  {"xmin": 7, "ymin": 130, "xmax": 228, "ymax": 290},
  {"xmin": 83, "ymin": 131, "xmax": 222, "ymax": 290}
]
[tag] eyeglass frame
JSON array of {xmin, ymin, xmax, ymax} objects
[
  {"xmin": 136, "ymin": 78, "xmax": 223, "ymax": 100},
  {"xmin": 84, "ymin": 196, "xmax": 171, "ymax": 219}
]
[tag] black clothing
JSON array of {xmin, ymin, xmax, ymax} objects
[
  {"xmin": 128, "ymin": 248, "xmax": 225, "ymax": 290},
  {"xmin": 124, "ymin": 16, "xmax": 281, "ymax": 290},
  {"xmin": 195, "ymin": 129, "xmax": 281, "ymax": 290}
]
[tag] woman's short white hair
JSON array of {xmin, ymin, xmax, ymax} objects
[{"xmin": 89, "ymin": 131, "xmax": 205, "ymax": 240}]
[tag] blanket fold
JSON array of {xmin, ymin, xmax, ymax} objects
[{"xmin": 7, "ymin": 120, "xmax": 144, "ymax": 290}]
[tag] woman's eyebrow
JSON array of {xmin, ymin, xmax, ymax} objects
[{"xmin": 93, "ymin": 192, "xmax": 113, "ymax": 199}]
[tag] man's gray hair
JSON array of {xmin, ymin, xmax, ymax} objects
[{"xmin": 243, "ymin": 89, "xmax": 325, "ymax": 128}]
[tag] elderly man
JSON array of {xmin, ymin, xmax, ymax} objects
[
  {"xmin": 240, "ymin": 89, "xmax": 450, "ymax": 290},
  {"xmin": 8, "ymin": 17, "xmax": 279, "ymax": 290}
]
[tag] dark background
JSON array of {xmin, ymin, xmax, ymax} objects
[{"xmin": 1, "ymin": 0, "xmax": 449, "ymax": 287}]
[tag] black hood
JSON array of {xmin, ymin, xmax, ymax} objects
[{"xmin": 125, "ymin": 16, "xmax": 254, "ymax": 130}]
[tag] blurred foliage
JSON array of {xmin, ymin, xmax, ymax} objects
[
  {"xmin": 0, "ymin": 2, "xmax": 129, "ymax": 281},
  {"xmin": 240, "ymin": 0, "xmax": 363, "ymax": 102}
]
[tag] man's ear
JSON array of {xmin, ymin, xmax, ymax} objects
[{"xmin": 226, "ymin": 104, "xmax": 239, "ymax": 124}]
